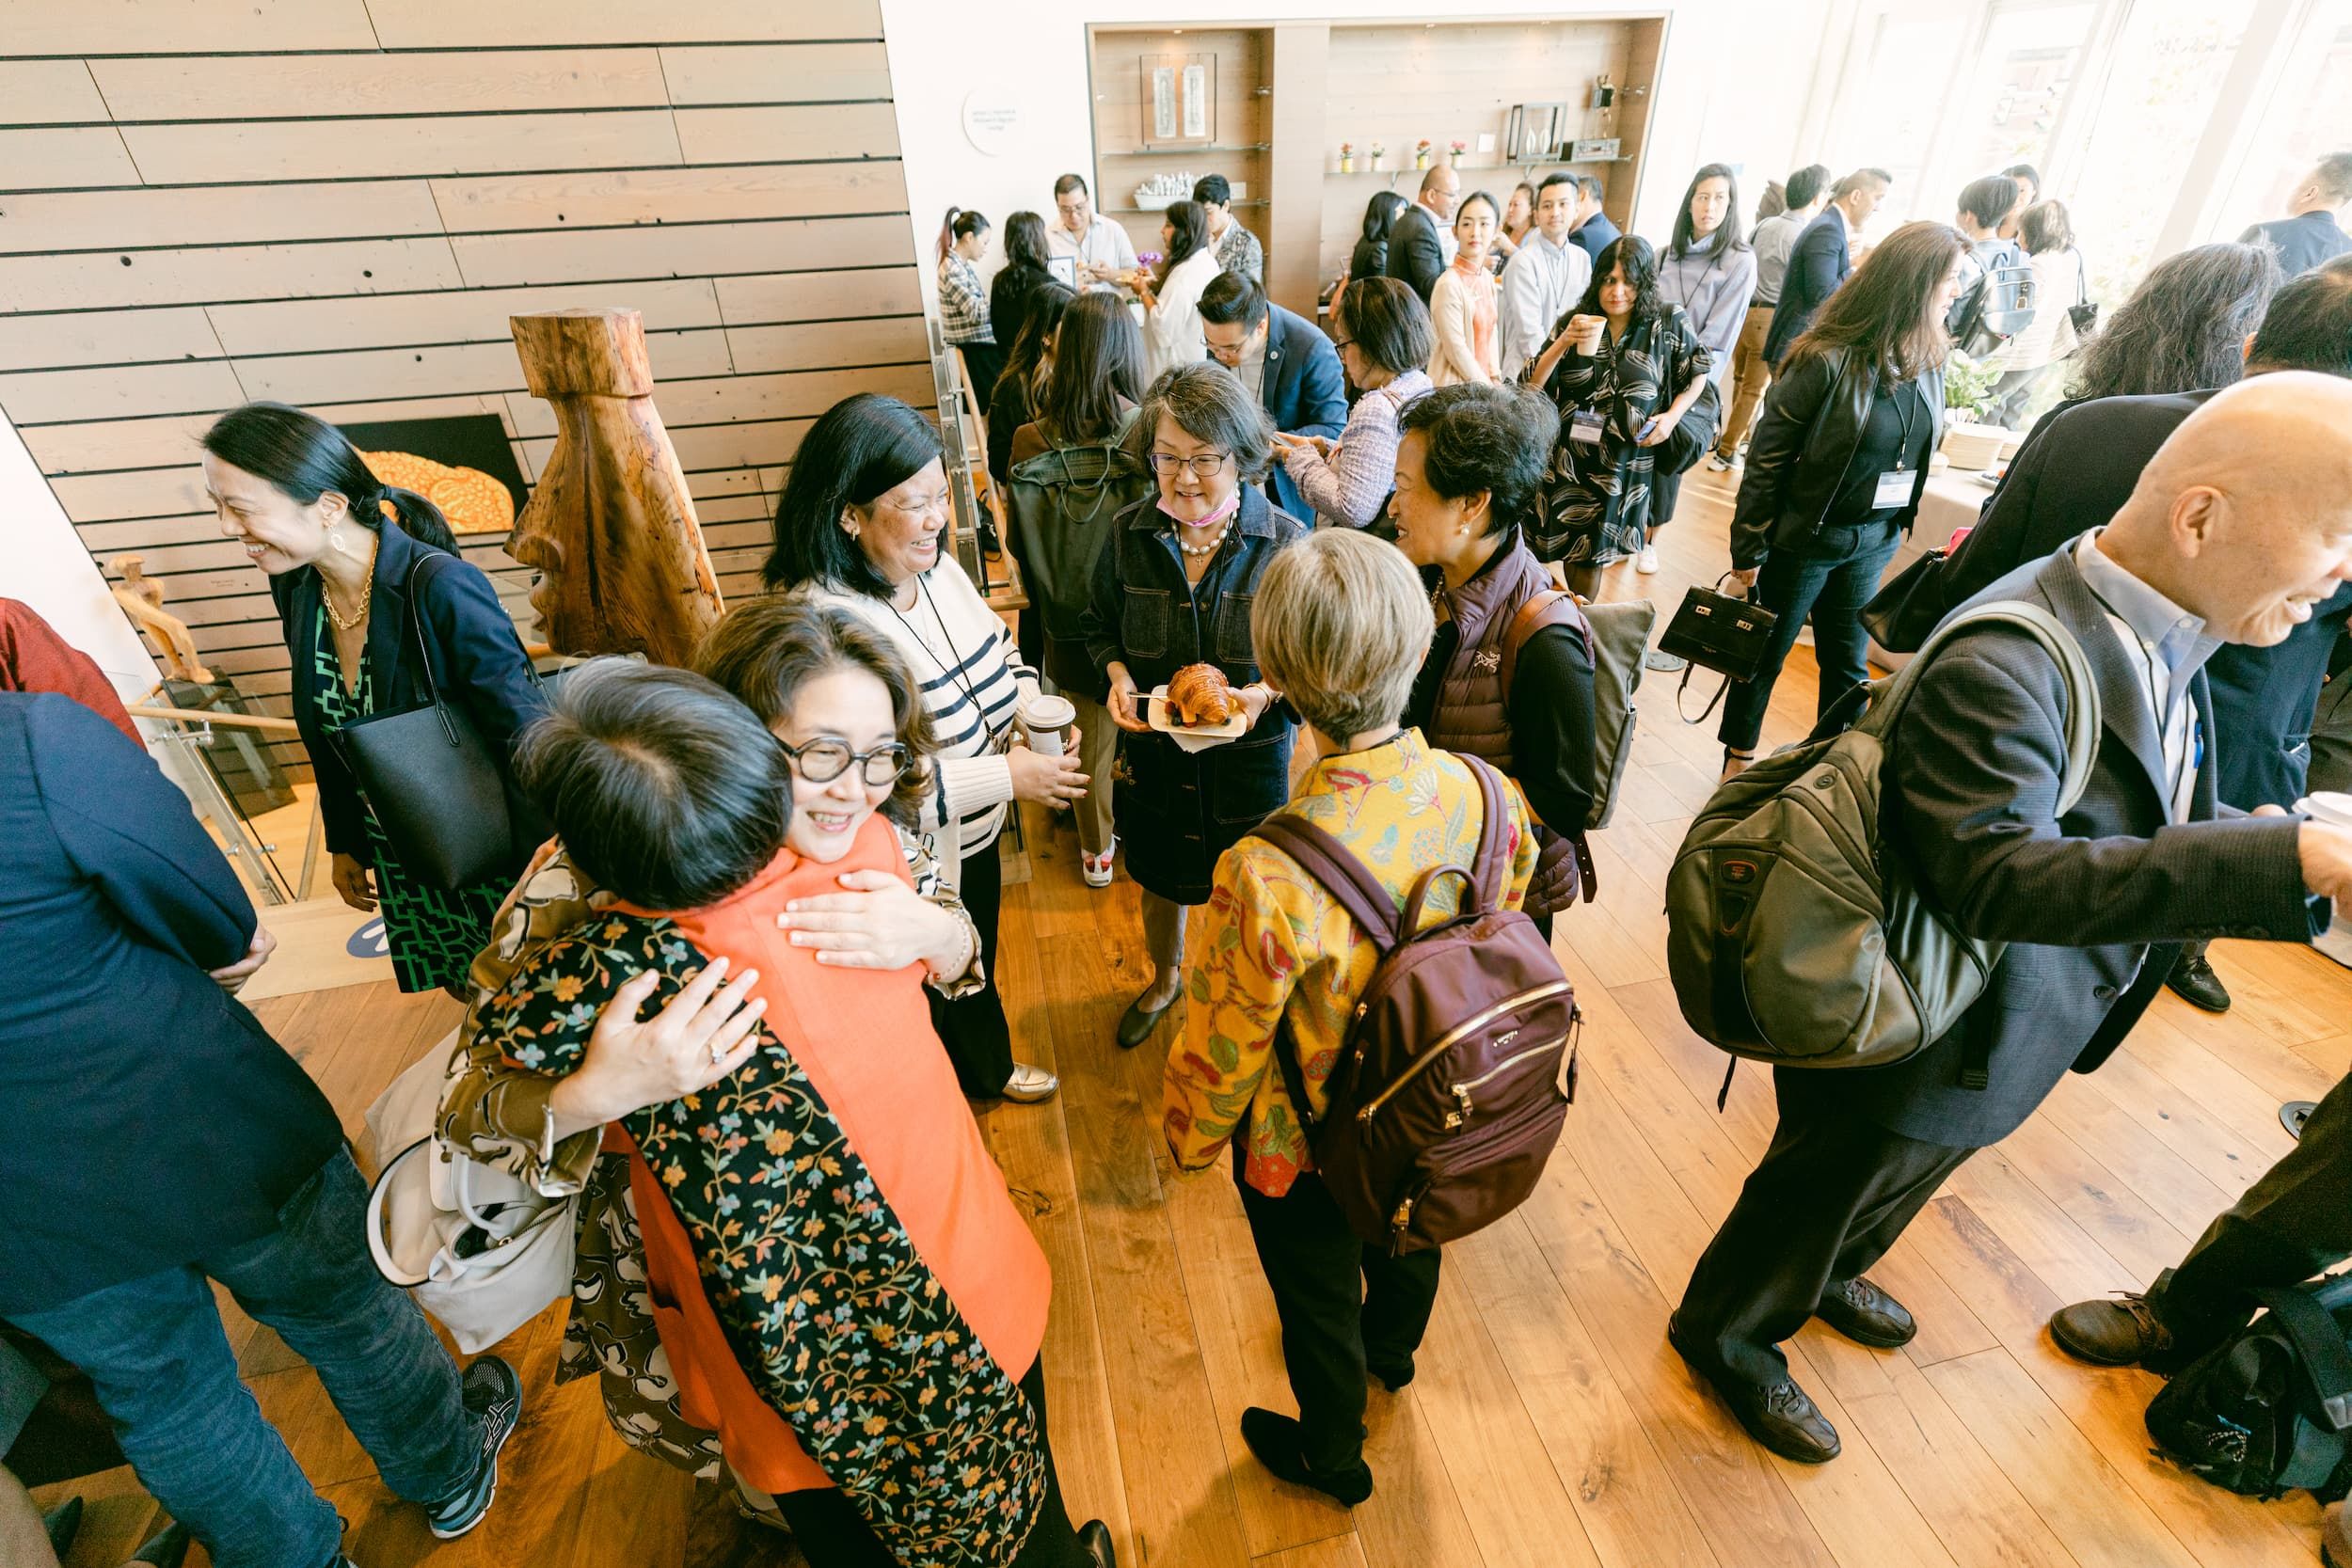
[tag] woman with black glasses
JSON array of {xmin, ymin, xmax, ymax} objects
[
  {"xmin": 1078, "ymin": 364, "xmax": 1304, "ymax": 1051},
  {"xmin": 764, "ymin": 393, "xmax": 1086, "ymax": 1104}
]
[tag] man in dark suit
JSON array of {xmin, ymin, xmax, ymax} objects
[
  {"xmin": 1382, "ymin": 164, "xmax": 1459, "ymax": 303},
  {"xmin": 1566, "ymin": 174, "xmax": 1620, "ymax": 265},
  {"xmin": 1199, "ymin": 271, "xmax": 1347, "ymax": 519},
  {"xmin": 2240, "ymin": 151, "xmax": 2352, "ymax": 278},
  {"xmin": 1671, "ymin": 377, "xmax": 2352, "ymax": 1465},
  {"xmin": 0, "ymin": 691, "xmax": 525, "ymax": 1563},
  {"xmin": 1763, "ymin": 166, "xmax": 1891, "ymax": 365},
  {"xmin": 1913, "ymin": 256, "xmax": 2352, "ymax": 1009}
]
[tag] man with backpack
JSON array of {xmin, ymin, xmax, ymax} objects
[
  {"xmin": 1667, "ymin": 376, "xmax": 2352, "ymax": 1465},
  {"xmin": 1948, "ymin": 173, "xmax": 2035, "ymax": 358}
]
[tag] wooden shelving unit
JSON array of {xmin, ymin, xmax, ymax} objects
[{"xmin": 1086, "ymin": 26, "xmax": 1273, "ymax": 266}]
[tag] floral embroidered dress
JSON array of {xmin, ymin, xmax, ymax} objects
[
  {"xmin": 1531, "ymin": 304, "xmax": 1711, "ymax": 566},
  {"xmin": 307, "ymin": 600, "xmax": 506, "ymax": 992},
  {"xmin": 439, "ymin": 832, "xmax": 986, "ymax": 1487},
  {"xmin": 474, "ymin": 864, "xmax": 1046, "ymax": 1565},
  {"xmin": 1163, "ymin": 729, "xmax": 1539, "ymax": 1196}
]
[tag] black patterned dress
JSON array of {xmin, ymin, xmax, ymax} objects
[
  {"xmin": 1533, "ymin": 304, "xmax": 1711, "ymax": 565},
  {"xmin": 308, "ymin": 601, "xmax": 507, "ymax": 993}
]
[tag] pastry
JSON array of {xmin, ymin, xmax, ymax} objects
[{"xmin": 1167, "ymin": 663, "xmax": 1235, "ymax": 726}]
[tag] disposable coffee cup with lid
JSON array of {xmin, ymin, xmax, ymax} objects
[
  {"xmin": 2299, "ymin": 791, "xmax": 2352, "ymax": 828},
  {"xmin": 1022, "ymin": 694, "xmax": 1076, "ymax": 756}
]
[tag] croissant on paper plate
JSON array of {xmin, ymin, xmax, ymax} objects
[{"xmin": 1167, "ymin": 663, "xmax": 1235, "ymax": 726}]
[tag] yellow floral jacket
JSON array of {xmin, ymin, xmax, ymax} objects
[{"xmin": 1163, "ymin": 729, "xmax": 1540, "ymax": 1196}]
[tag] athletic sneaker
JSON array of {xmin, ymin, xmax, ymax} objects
[
  {"xmin": 1082, "ymin": 839, "xmax": 1117, "ymax": 889},
  {"xmin": 1636, "ymin": 544, "xmax": 1661, "ymax": 575},
  {"xmin": 426, "ymin": 1354, "xmax": 522, "ymax": 1540},
  {"xmin": 1708, "ymin": 451, "xmax": 1735, "ymax": 471}
]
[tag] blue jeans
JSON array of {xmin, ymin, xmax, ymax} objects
[
  {"xmin": 1718, "ymin": 520, "xmax": 1902, "ymax": 753},
  {"xmin": 8, "ymin": 1150, "xmax": 477, "ymax": 1568}
]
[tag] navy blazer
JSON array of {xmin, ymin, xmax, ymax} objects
[
  {"xmin": 1778, "ymin": 546, "xmax": 2323, "ymax": 1148},
  {"xmin": 1259, "ymin": 304, "xmax": 1348, "ymax": 519},
  {"xmin": 1384, "ymin": 204, "xmax": 1447, "ymax": 303},
  {"xmin": 1764, "ymin": 208, "xmax": 1850, "ymax": 364},
  {"xmin": 0, "ymin": 693, "xmax": 342, "ymax": 1312},
  {"xmin": 270, "ymin": 520, "xmax": 546, "ymax": 861},
  {"xmin": 1569, "ymin": 211, "xmax": 1621, "ymax": 265}
]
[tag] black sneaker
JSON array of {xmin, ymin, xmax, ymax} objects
[{"xmin": 426, "ymin": 1354, "xmax": 521, "ymax": 1540}]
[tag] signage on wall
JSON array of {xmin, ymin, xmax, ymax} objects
[{"xmin": 961, "ymin": 90, "xmax": 1021, "ymax": 155}]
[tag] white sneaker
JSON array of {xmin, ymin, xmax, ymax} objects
[
  {"xmin": 1000, "ymin": 1062, "xmax": 1059, "ymax": 1102},
  {"xmin": 1081, "ymin": 839, "xmax": 1117, "ymax": 889},
  {"xmin": 1636, "ymin": 545, "xmax": 1661, "ymax": 575},
  {"xmin": 1708, "ymin": 452, "xmax": 1735, "ymax": 471}
]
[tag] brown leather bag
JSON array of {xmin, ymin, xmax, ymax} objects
[{"xmin": 1252, "ymin": 756, "xmax": 1581, "ymax": 1256}]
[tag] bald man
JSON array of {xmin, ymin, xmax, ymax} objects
[
  {"xmin": 1673, "ymin": 374, "xmax": 2352, "ymax": 1466},
  {"xmin": 1383, "ymin": 163, "xmax": 1461, "ymax": 304}
]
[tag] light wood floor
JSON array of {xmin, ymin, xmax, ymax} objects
[{"xmin": 40, "ymin": 467, "xmax": 2352, "ymax": 1567}]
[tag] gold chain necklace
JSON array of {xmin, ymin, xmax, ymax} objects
[{"xmin": 322, "ymin": 532, "xmax": 379, "ymax": 632}]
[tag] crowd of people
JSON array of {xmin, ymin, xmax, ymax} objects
[{"xmin": 4, "ymin": 146, "xmax": 2352, "ymax": 1568}]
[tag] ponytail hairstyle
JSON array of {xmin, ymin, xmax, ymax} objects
[
  {"xmin": 201, "ymin": 401, "xmax": 457, "ymax": 552},
  {"xmin": 937, "ymin": 204, "xmax": 989, "ymax": 264}
]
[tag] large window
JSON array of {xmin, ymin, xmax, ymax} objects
[
  {"xmin": 1836, "ymin": 12, "xmax": 1969, "ymax": 240},
  {"xmin": 2209, "ymin": 0, "xmax": 2352, "ymax": 245},
  {"xmin": 1943, "ymin": 2, "xmax": 2100, "ymax": 198}
]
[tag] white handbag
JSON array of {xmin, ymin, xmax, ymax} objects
[{"xmin": 362, "ymin": 1029, "xmax": 578, "ymax": 1354}]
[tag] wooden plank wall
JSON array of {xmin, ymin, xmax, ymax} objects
[{"xmin": 0, "ymin": 0, "xmax": 933, "ymax": 779}]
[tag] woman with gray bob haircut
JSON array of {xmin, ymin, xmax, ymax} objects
[
  {"xmin": 1250, "ymin": 528, "xmax": 1434, "ymax": 743},
  {"xmin": 1080, "ymin": 361, "xmax": 1303, "ymax": 1050}
]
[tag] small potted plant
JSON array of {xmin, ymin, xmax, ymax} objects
[
  {"xmin": 1939, "ymin": 351, "xmax": 2010, "ymax": 468},
  {"xmin": 1370, "ymin": 141, "xmax": 1386, "ymax": 172},
  {"xmin": 1339, "ymin": 141, "xmax": 1354, "ymax": 174},
  {"xmin": 1449, "ymin": 138, "xmax": 1467, "ymax": 168},
  {"xmin": 1414, "ymin": 138, "xmax": 1433, "ymax": 171}
]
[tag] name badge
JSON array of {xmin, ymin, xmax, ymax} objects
[
  {"xmin": 1873, "ymin": 468, "xmax": 1914, "ymax": 508},
  {"xmin": 1568, "ymin": 408, "xmax": 1607, "ymax": 446}
]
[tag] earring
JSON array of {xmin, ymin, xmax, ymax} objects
[{"xmin": 328, "ymin": 526, "xmax": 350, "ymax": 556}]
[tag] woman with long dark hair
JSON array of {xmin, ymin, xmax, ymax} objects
[
  {"xmin": 763, "ymin": 394, "xmax": 1083, "ymax": 1104},
  {"xmin": 989, "ymin": 281, "xmax": 1075, "ymax": 487},
  {"xmin": 2061, "ymin": 240, "xmax": 2280, "ymax": 408},
  {"xmin": 1718, "ymin": 221, "xmax": 1967, "ymax": 777},
  {"xmin": 1007, "ymin": 291, "xmax": 1151, "ymax": 888},
  {"xmin": 938, "ymin": 205, "xmax": 1004, "ymax": 405},
  {"xmin": 1526, "ymin": 234, "xmax": 1713, "ymax": 596},
  {"xmin": 209, "ymin": 402, "xmax": 544, "ymax": 994},
  {"xmin": 989, "ymin": 210, "xmax": 1058, "ymax": 397},
  {"xmin": 1645, "ymin": 162, "xmax": 1759, "ymax": 564},
  {"xmin": 1135, "ymin": 198, "xmax": 1219, "ymax": 379},
  {"xmin": 1351, "ymin": 191, "xmax": 1409, "ymax": 284}
]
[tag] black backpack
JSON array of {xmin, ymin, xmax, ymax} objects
[{"xmin": 2144, "ymin": 1275, "xmax": 2352, "ymax": 1501}]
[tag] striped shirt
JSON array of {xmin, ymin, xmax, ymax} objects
[
  {"xmin": 938, "ymin": 254, "xmax": 993, "ymax": 344},
  {"xmin": 795, "ymin": 555, "xmax": 1039, "ymax": 867}
]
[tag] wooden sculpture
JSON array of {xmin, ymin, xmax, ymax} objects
[
  {"xmin": 108, "ymin": 553, "xmax": 212, "ymax": 683},
  {"xmin": 504, "ymin": 308, "xmax": 723, "ymax": 664}
]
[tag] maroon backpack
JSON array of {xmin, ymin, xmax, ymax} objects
[{"xmin": 1252, "ymin": 756, "xmax": 1581, "ymax": 1256}]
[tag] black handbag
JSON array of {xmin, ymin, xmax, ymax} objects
[
  {"xmin": 334, "ymin": 553, "xmax": 540, "ymax": 893},
  {"xmin": 1859, "ymin": 546, "xmax": 1956, "ymax": 655},
  {"xmin": 1659, "ymin": 574, "xmax": 1779, "ymax": 722},
  {"xmin": 1655, "ymin": 374, "xmax": 1724, "ymax": 479},
  {"xmin": 2065, "ymin": 251, "xmax": 2099, "ymax": 338}
]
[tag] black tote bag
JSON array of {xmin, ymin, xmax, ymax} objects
[{"xmin": 334, "ymin": 553, "xmax": 539, "ymax": 893}]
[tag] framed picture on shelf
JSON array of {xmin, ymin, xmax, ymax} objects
[{"xmin": 1139, "ymin": 53, "xmax": 1215, "ymax": 146}]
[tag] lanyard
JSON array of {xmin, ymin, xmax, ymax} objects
[{"xmin": 1888, "ymin": 381, "xmax": 1920, "ymax": 473}]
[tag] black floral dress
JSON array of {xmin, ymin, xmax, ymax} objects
[
  {"xmin": 1532, "ymin": 305, "xmax": 1711, "ymax": 565},
  {"xmin": 308, "ymin": 602, "xmax": 506, "ymax": 993}
]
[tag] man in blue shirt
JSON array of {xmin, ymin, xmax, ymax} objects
[{"xmin": 2241, "ymin": 152, "xmax": 2352, "ymax": 278}]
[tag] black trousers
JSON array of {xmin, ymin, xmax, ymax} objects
[
  {"xmin": 1235, "ymin": 1166, "xmax": 1443, "ymax": 1474},
  {"xmin": 773, "ymin": 1355, "xmax": 1087, "ymax": 1568},
  {"xmin": 2150, "ymin": 1067, "xmax": 2352, "ymax": 1358},
  {"xmin": 930, "ymin": 841, "xmax": 1014, "ymax": 1098},
  {"xmin": 1677, "ymin": 1093, "xmax": 1974, "ymax": 1386}
]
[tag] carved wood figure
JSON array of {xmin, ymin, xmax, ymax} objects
[
  {"xmin": 504, "ymin": 309, "xmax": 723, "ymax": 664},
  {"xmin": 108, "ymin": 553, "xmax": 212, "ymax": 683}
]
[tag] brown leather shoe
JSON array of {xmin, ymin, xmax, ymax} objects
[
  {"xmin": 1816, "ymin": 1276, "xmax": 1916, "ymax": 1348},
  {"xmin": 1668, "ymin": 1315, "xmax": 1841, "ymax": 1463},
  {"xmin": 2048, "ymin": 1293, "xmax": 2174, "ymax": 1367}
]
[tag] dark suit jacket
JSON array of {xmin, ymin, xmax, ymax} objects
[
  {"xmin": 1569, "ymin": 212, "xmax": 1621, "ymax": 264},
  {"xmin": 0, "ymin": 692, "xmax": 342, "ymax": 1312},
  {"xmin": 1778, "ymin": 546, "xmax": 2321, "ymax": 1148},
  {"xmin": 1259, "ymin": 304, "xmax": 1348, "ymax": 518},
  {"xmin": 1939, "ymin": 387, "xmax": 2352, "ymax": 807},
  {"xmin": 1384, "ymin": 204, "xmax": 1447, "ymax": 303},
  {"xmin": 1764, "ymin": 208, "xmax": 1850, "ymax": 364},
  {"xmin": 270, "ymin": 519, "xmax": 545, "ymax": 860}
]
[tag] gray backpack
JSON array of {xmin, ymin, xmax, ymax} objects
[{"xmin": 1664, "ymin": 601, "xmax": 2099, "ymax": 1082}]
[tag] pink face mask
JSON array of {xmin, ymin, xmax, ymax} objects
[{"xmin": 1158, "ymin": 491, "xmax": 1240, "ymax": 528}]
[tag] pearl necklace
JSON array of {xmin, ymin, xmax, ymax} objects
[{"xmin": 1177, "ymin": 520, "xmax": 1232, "ymax": 558}]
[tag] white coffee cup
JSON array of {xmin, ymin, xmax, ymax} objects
[
  {"xmin": 2299, "ymin": 791, "xmax": 2352, "ymax": 829},
  {"xmin": 1022, "ymin": 693, "xmax": 1076, "ymax": 756}
]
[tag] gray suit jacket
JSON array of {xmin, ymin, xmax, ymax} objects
[{"xmin": 1778, "ymin": 545, "xmax": 2322, "ymax": 1148}]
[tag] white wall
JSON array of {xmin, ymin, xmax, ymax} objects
[
  {"xmin": 0, "ymin": 411, "xmax": 157, "ymax": 702},
  {"xmin": 882, "ymin": 0, "xmax": 1842, "ymax": 298}
]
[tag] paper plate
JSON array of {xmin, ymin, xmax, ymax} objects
[{"xmin": 1147, "ymin": 684, "xmax": 1247, "ymax": 752}]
